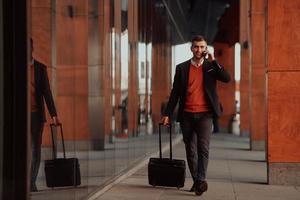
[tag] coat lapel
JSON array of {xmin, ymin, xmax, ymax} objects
[{"xmin": 202, "ymin": 59, "xmax": 209, "ymax": 75}]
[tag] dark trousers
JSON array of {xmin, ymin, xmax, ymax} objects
[
  {"xmin": 180, "ymin": 111, "xmax": 213, "ymax": 182},
  {"xmin": 31, "ymin": 112, "xmax": 44, "ymax": 189}
]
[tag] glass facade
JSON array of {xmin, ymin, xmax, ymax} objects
[{"xmin": 28, "ymin": 0, "xmax": 180, "ymax": 199}]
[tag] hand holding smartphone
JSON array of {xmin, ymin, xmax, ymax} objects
[{"xmin": 201, "ymin": 51, "xmax": 208, "ymax": 58}]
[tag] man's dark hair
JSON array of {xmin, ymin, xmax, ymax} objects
[{"xmin": 191, "ymin": 35, "xmax": 207, "ymax": 43}]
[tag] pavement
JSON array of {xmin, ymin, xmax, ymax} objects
[{"xmin": 88, "ymin": 133, "xmax": 300, "ymax": 200}]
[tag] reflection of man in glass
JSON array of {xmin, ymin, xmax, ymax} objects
[{"xmin": 30, "ymin": 38, "xmax": 60, "ymax": 192}]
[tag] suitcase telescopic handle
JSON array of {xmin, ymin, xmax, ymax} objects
[
  {"xmin": 50, "ymin": 123, "xmax": 66, "ymax": 159},
  {"xmin": 158, "ymin": 123, "xmax": 172, "ymax": 160}
]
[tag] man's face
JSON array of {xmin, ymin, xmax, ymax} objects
[{"xmin": 191, "ymin": 40, "xmax": 207, "ymax": 60}]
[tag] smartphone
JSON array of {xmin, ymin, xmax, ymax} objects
[{"xmin": 201, "ymin": 51, "xmax": 208, "ymax": 58}]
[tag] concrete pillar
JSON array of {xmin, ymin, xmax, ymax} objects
[
  {"xmin": 267, "ymin": 0, "xmax": 300, "ymax": 185},
  {"xmin": 249, "ymin": 0, "xmax": 267, "ymax": 151}
]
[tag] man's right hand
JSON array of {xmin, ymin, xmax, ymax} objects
[{"xmin": 160, "ymin": 116, "xmax": 170, "ymax": 125}]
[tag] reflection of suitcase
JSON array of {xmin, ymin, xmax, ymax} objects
[
  {"xmin": 148, "ymin": 123, "xmax": 186, "ymax": 188},
  {"xmin": 44, "ymin": 124, "xmax": 81, "ymax": 187}
]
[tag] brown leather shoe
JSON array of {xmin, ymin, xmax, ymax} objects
[{"xmin": 195, "ymin": 180, "xmax": 208, "ymax": 196}]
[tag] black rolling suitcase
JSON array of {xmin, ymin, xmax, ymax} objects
[
  {"xmin": 44, "ymin": 124, "xmax": 81, "ymax": 187},
  {"xmin": 148, "ymin": 123, "xmax": 186, "ymax": 188}
]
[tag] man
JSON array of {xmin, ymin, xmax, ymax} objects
[
  {"xmin": 161, "ymin": 35, "xmax": 230, "ymax": 196},
  {"xmin": 30, "ymin": 38, "xmax": 60, "ymax": 192}
]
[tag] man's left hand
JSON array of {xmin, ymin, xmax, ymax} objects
[{"xmin": 207, "ymin": 51, "xmax": 215, "ymax": 61}]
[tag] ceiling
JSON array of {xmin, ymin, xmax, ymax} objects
[{"xmin": 162, "ymin": 0, "xmax": 239, "ymax": 46}]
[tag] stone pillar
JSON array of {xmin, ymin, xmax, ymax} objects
[
  {"xmin": 249, "ymin": 0, "xmax": 267, "ymax": 150},
  {"xmin": 214, "ymin": 43, "xmax": 235, "ymax": 131},
  {"xmin": 113, "ymin": 0, "xmax": 122, "ymax": 136},
  {"xmin": 239, "ymin": 0, "xmax": 250, "ymax": 136},
  {"xmin": 55, "ymin": 0, "xmax": 89, "ymax": 149},
  {"xmin": 267, "ymin": 0, "xmax": 300, "ymax": 185},
  {"xmin": 88, "ymin": 0, "xmax": 112, "ymax": 149},
  {"xmin": 128, "ymin": 0, "xmax": 139, "ymax": 136},
  {"xmin": 151, "ymin": 6, "xmax": 171, "ymax": 130}
]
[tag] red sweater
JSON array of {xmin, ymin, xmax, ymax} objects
[{"xmin": 184, "ymin": 64, "xmax": 210, "ymax": 112}]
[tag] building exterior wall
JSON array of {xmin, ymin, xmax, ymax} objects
[{"xmin": 267, "ymin": 0, "xmax": 300, "ymax": 185}]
